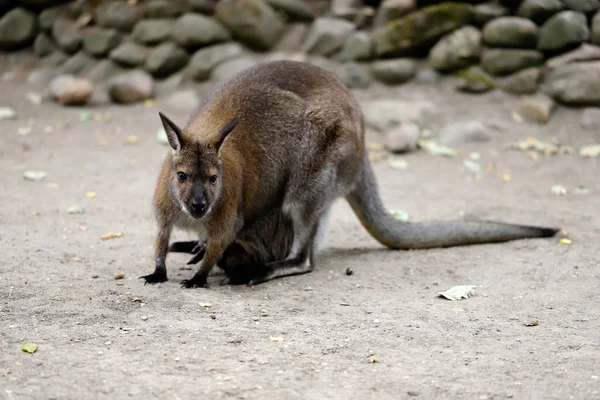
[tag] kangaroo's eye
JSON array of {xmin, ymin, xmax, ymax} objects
[
  {"xmin": 209, "ymin": 175, "xmax": 217, "ymax": 184},
  {"xmin": 177, "ymin": 172, "xmax": 187, "ymax": 182}
]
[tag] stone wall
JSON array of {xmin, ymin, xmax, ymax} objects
[{"xmin": 1, "ymin": 0, "xmax": 599, "ymax": 107}]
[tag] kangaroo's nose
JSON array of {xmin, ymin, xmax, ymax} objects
[{"xmin": 191, "ymin": 199, "xmax": 206, "ymax": 213}]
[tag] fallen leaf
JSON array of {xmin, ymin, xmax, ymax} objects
[
  {"xmin": 198, "ymin": 302, "xmax": 212, "ymax": 308},
  {"xmin": 551, "ymin": 185, "xmax": 567, "ymax": 196},
  {"xmin": 25, "ymin": 92, "xmax": 42, "ymax": 105},
  {"xmin": 560, "ymin": 238, "xmax": 572, "ymax": 245},
  {"xmin": 368, "ymin": 355, "xmax": 378, "ymax": 363},
  {"xmin": 79, "ymin": 225, "xmax": 88, "ymax": 231},
  {"xmin": 269, "ymin": 336, "xmax": 285, "ymax": 342},
  {"xmin": 67, "ymin": 204, "xmax": 86, "ymax": 214},
  {"xmin": 79, "ymin": 111, "xmax": 93, "ymax": 122},
  {"xmin": 18, "ymin": 126, "xmax": 31, "ymax": 136},
  {"xmin": 463, "ymin": 159, "xmax": 481, "ymax": 173},
  {"xmin": 0, "ymin": 107, "xmax": 17, "ymax": 120},
  {"xmin": 144, "ymin": 99, "xmax": 156, "ymax": 107},
  {"xmin": 114, "ymin": 272, "xmax": 124, "ymax": 280},
  {"xmin": 418, "ymin": 139, "xmax": 458, "ymax": 158},
  {"xmin": 123, "ymin": 136, "xmax": 139, "ymax": 145},
  {"xmin": 75, "ymin": 12, "xmax": 92, "ymax": 27},
  {"xmin": 21, "ymin": 343, "xmax": 38, "ymax": 354},
  {"xmin": 524, "ymin": 317, "xmax": 539, "ymax": 327},
  {"xmin": 388, "ymin": 157, "xmax": 408, "ymax": 170},
  {"xmin": 24, "ymin": 171, "xmax": 47, "ymax": 181},
  {"xmin": 367, "ymin": 142, "xmax": 385, "ymax": 151},
  {"xmin": 85, "ymin": 191, "xmax": 96, "ymax": 199},
  {"xmin": 502, "ymin": 174, "xmax": 511, "ymax": 182},
  {"xmin": 438, "ymin": 285, "xmax": 476, "ymax": 301},
  {"xmin": 101, "ymin": 232, "xmax": 124, "ymax": 240},
  {"xmin": 390, "ymin": 209, "xmax": 409, "ymax": 222},
  {"xmin": 47, "ymin": 183, "xmax": 58, "ymax": 189},
  {"xmin": 156, "ymin": 128, "xmax": 169, "ymax": 145},
  {"xmin": 579, "ymin": 144, "xmax": 600, "ymax": 158},
  {"xmin": 72, "ymin": 256, "xmax": 81, "ymax": 262},
  {"xmin": 469, "ymin": 152, "xmax": 481, "ymax": 160}
]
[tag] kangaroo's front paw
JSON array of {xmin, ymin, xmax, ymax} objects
[{"xmin": 180, "ymin": 277, "xmax": 208, "ymax": 289}]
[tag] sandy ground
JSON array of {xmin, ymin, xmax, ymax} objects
[{"xmin": 1, "ymin": 69, "xmax": 599, "ymax": 400}]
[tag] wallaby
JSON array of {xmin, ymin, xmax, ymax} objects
[{"xmin": 140, "ymin": 60, "xmax": 559, "ymax": 288}]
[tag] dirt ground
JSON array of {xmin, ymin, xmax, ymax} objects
[{"xmin": 1, "ymin": 68, "xmax": 599, "ymax": 400}]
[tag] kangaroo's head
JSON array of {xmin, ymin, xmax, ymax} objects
[{"xmin": 159, "ymin": 112, "xmax": 238, "ymax": 220}]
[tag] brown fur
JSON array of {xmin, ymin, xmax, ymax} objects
[{"xmin": 140, "ymin": 60, "xmax": 559, "ymax": 288}]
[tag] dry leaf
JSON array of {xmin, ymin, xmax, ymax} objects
[
  {"xmin": 551, "ymin": 185, "xmax": 567, "ymax": 196},
  {"xmin": 438, "ymin": 285, "xmax": 476, "ymax": 301},
  {"xmin": 24, "ymin": 171, "xmax": 47, "ymax": 181},
  {"xmin": 463, "ymin": 159, "xmax": 481, "ymax": 173},
  {"xmin": 367, "ymin": 142, "xmax": 385, "ymax": 151},
  {"xmin": 560, "ymin": 238, "xmax": 572, "ymax": 245},
  {"xmin": 21, "ymin": 343, "xmax": 38, "ymax": 353},
  {"xmin": 72, "ymin": 256, "xmax": 81, "ymax": 262},
  {"xmin": 79, "ymin": 111, "xmax": 92, "ymax": 122},
  {"xmin": 67, "ymin": 204, "xmax": 85, "ymax": 214},
  {"xmin": 47, "ymin": 183, "xmax": 58, "ymax": 189},
  {"xmin": 79, "ymin": 225, "xmax": 88, "ymax": 231},
  {"xmin": 418, "ymin": 139, "xmax": 458, "ymax": 158},
  {"xmin": 502, "ymin": 174, "xmax": 511, "ymax": 182},
  {"xmin": 114, "ymin": 272, "xmax": 124, "ymax": 280},
  {"xmin": 26, "ymin": 92, "xmax": 42, "ymax": 105},
  {"xmin": 198, "ymin": 302, "xmax": 212, "ymax": 308},
  {"xmin": 85, "ymin": 191, "xmax": 96, "ymax": 199},
  {"xmin": 388, "ymin": 157, "xmax": 408, "ymax": 170},
  {"xmin": 269, "ymin": 336, "xmax": 285, "ymax": 342},
  {"xmin": 144, "ymin": 99, "xmax": 156, "ymax": 107},
  {"xmin": 123, "ymin": 136, "xmax": 139, "ymax": 145},
  {"xmin": 579, "ymin": 144, "xmax": 600, "ymax": 158},
  {"xmin": 18, "ymin": 126, "xmax": 31, "ymax": 136},
  {"xmin": 101, "ymin": 232, "xmax": 124, "ymax": 240}
]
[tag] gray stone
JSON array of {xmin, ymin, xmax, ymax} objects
[
  {"xmin": 439, "ymin": 120, "xmax": 491, "ymax": 146},
  {"xmin": 473, "ymin": 2, "xmax": 509, "ymax": 27},
  {"xmin": 481, "ymin": 48, "xmax": 544, "ymax": 76},
  {"xmin": 372, "ymin": 3, "xmax": 473, "ymax": 58},
  {"xmin": 143, "ymin": 0, "xmax": 190, "ymax": 18},
  {"xmin": 361, "ymin": 99, "xmax": 437, "ymax": 132},
  {"xmin": 517, "ymin": 0, "xmax": 564, "ymax": 24},
  {"xmin": 338, "ymin": 62, "xmax": 371, "ymax": 89},
  {"xmin": 212, "ymin": 57, "xmax": 257, "ymax": 82},
  {"xmin": 109, "ymin": 42, "xmax": 149, "ymax": 67},
  {"xmin": 428, "ymin": 25, "xmax": 481, "ymax": 72},
  {"xmin": 50, "ymin": 74, "xmax": 93, "ymax": 106},
  {"xmin": 266, "ymin": 0, "xmax": 314, "ymax": 21},
  {"xmin": 154, "ymin": 72, "xmax": 185, "ymax": 97},
  {"xmin": 593, "ymin": 11, "xmax": 600, "ymax": 45},
  {"xmin": 57, "ymin": 51, "xmax": 92, "ymax": 75},
  {"xmin": 546, "ymin": 43, "xmax": 600, "ymax": 68},
  {"xmin": 307, "ymin": 55, "xmax": 337, "ymax": 73},
  {"xmin": 385, "ymin": 122, "xmax": 420, "ymax": 152},
  {"xmin": 482, "ymin": 17, "xmax": 538, "ymax": 48},
  {"xmin": 0, "ymin": 7, "xmax": 38, "ymax": 49},
  {"xmin": 273, "ymin": 23, "xmax": 309, "ymax": 52},
  {"xmin": 499, "ymin": 67, "xmax": 541, "ymax": 94},
  {"xmin": 132, "ymin": 19, "xmax": 173, "ymax": 45},
  {"xmin": 95, "ymin": 2, "xmax": 139, "ymax": 32},
  {"xmin": 215, "ymin": 0, "xmax": 286, "ymax": 50},
  {"xmin": 455, "ymin": 66, "xmax": 495, "ymax": 93},
  {"xmin": 330, "ymin": 0, "xmax": 362, "ymax": 20},
  {"xmin": 543, "ymin": 61, "xmax": 600, "ymax": 105},
  {"xmin": 39, "ymin": 6, "xmax": 60, "ymax": 32},
  {"xmin": 581, "ymin": 107, "xmax": 600, "ymax": 129},
  {"xmin": 82, "ymin": 27, "xmax": 121, "ymax": 57},
  {"xmin": 563, "ymin": 0, "xmax": 599, "ymax": 13},
  {"xmin": 145, "ymin": 42, "xmax": 189, "ymax": 78},
  {"xmin": 300, "ymin": 17, "xmax": 355, "ymax": 56},
  {"xmin": 517, "ymin": 93, "xmax": 555, "ymax": 123},
  {"xmin": 415, "ymin": 68, "xmax": 440, "ymax": 84},
  {"xmin": 188, "ymin": 42, "xmax": 243, "ymax": 81},
  {"xmin": 186, "ymin": 0, "xmax": 217, "ymax": 14},
  {"xmin": 538, "ymin": 11, "xmax": 589, "ymax": 52},
  {"xmin": 162, "ymin": 89, "xmax": 201, "ymax": 112},
  {"xmin": 41, "ymin": 51, "xmax": 67, "ymax": 67},
  {"xmin": 34, "ymin": 33, "xmax": 54, "ymax": 57},
  {"xmin": 85, "ymin": 59, "xmax": 125, "ymax": 83},
  {"xmin": 371, "ymin": 59, "xmax": 416, "ymax": 84},
  {"xmin": 52, "ymin": 19, "xmax": 82, "ymax": 54},
  {"xmin": 340, "ymin": 31, "xmax": 372, "ymax": 61},
  {"xmin": 373, "ymin": 0, "xmax": 416, "ymax": 28},
  {"xmin": 108, "ymin": 70, "xmax": 154, "ymax": 103},
  {"xmin": 172, "ymin": 13, "xmax": 231, "ymax": 48}
]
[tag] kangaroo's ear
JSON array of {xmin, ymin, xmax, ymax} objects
[
  {"xmin": 215, "ymin": 117, "xmax": 239, "ymax": 153},
  {"xmin": 159, "ymin": 112, "xmax": 184, "ymax": 152}
]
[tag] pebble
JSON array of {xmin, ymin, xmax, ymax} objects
[
  {"xmin": 439, "ymin": 120, "xmax": 491, "ymax": 146},
  {"xmin": 517, "ymin": 94, "xmax": 555, "ymax": 124},
  {"xmin": 386, "ymin": 122, "xmax": 420, "ymax": 153},
  {"xmin": 581, "ymin": 108, "xmax": 600, "ymax": 130}
]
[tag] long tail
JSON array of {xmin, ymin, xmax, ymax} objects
[{"xmin": 346, "ymin": 153, "xmax": 560, "ymax": 250}]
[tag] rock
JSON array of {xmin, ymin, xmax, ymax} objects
[
  {"xmin": 212, "ymin": 57, "xmax": 257, "ymax": 82},
  {"xmin": 372, "ymin": 3, "xmax": 473, "ymax": 58},
  {"xmin": 428, "ymin": 25, "xmax": 481, "ymax": 72},
  {"xmin": 330, "ymin": 0, "xmax": 362, "ymax": 20},
  {"xmin": 95, "ymin": 1, "xmax": 139, "ymax": 32},
  {"xmin": 340, "ymin": 31, "xmax": 373, "ymax": 61},
  {"xmin": 38, "ymin": 6, "xmax": 59, "ymax": 32},
  {"xmin": 517, "ymin": 0, "xmax": 564, "ymax": 24},
  {"xmin": 215, "ymin": 0, "xmax": 286, "ymax": 50},
  {"xmin": 415, "ymin": 68, "xmax": 440, "ymax": 84},
  {"xmin": 52, "ymin": 19, "xmax": 82, "ymax": 54},
  {"xmin": 108, "ymin": 70, "xmax": 154, "ymax": 103},
  {"xmin": 145, "ymin": 43, "xmax": 189, "ymax": 78},
  {"xmin": 82, "ymin": 27, "xmax": 121, "ymax": 57},
  {"xmin": 172, "ymin": 13, "xmax": 231, "ymax": 49},
  {"xmin": 132, "ymin": 19, "xmax": 173, "ymax": 45},
  {"xmin": 538, "ymin": 11, "xmax": 589, "ymax": 53},
  {"xmin": 371, "ymin": 59, "xmax": 416, "ymax": 84},
  {"xmin": 41, "ymin": 51, "xmax": 67, "ymax": 67},
  {"xmin": 187, "ymin": 42, "xmax": 243, "ymax": 81},
  {"xmin": 439, "ymin": 120, "xmax": 491, "ymax": 145},
  {"xmin": 57, "ymin": 51, "xmax": 92, "ymax": 75},
  {"xmin": 593, "ymin": 11, "xmax": 600, "ymax": 45},
  {"xmin": 386, "ymin": 122, "xmax": 420, "ymax": 152},
  {"xmin": 373, "ymin": 0, "xmax": 416, "ymax": 27},
  {"xmin": 154, "ymin": 72, "xmax": 185, "ymax": 97},
  {"xmin": 546, "ymin": 43, "xmax": 600, "ymax": 68},
  {"xmin": 482, "ymin": 17, "xmax": 538, "ymax": 48},
  {"xmin": 162, "ymin": 89, "xmax": 201, "ymax": 112},
  {"xmin": 481, "ymin": 48, "xmax": 544, "ymax": 76},
  {"xmin": 499, "ymin": 67, "xmax": 541, "ymax": 94},
  {"xmin": 273, "ymin": 23, "xmax": 309, "ymax": 52},
  {"xmin": 307, "ymin": 55, "xmax": 337, "ymax": 73},
  {"xmin": 455, "ymin": 66, "xmax": 495, "ymax": 93},
  {"xmin": 266, "ymin": 0, "xmax": 314, "ymax": 21},
  {"xmin": 581, "ymin": 107, "xmax": 600, "ymax": 129},
  {"xmin": 86, "ymin": 59, "xmax": 125, "ymax": 83},
  {"xmin": 300, "ymin": 17, "xmax": 355, "ymax": 56},
  {"xmin": 563, "ymin": 0, "xmax": 599, "ymax": 14},
  {"xmin": 50, "ymin": 74, "xmax": 93, "ymax": 106},
  {"xmin": 543, "ymin": 61, "xmax": 600, "ymax": 105},
  {"xmin": 109, "ymin": 42, "xmax": 149, "ymax": 67},
  {"xmin": 0, "ymin": 8, "xmax": 38, "ymax": 49},
  {"xmin": 186, "ymin": 0, "xmax": 217, "ymax": 14},
  {"xmin": 143, "ymin": 0, "xmax": 189, "ymax": 18},
  {"xmin": 473, "ymin": 2, "xmax": 509, "ymax": 27},
  {"xmin": 338, "ymin": 62, "xmax": 371, "ymax": 89},
  {"xmin": 33, "ymin": 33, "xmax": 54, "ymax": 57},
  {"xmin": 517, "ymin": 94, "xmax": 555, "ymax": 123},
  {"xmin": 361, "ymin": 99, "xmax": 437, "ymax": 132}
]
